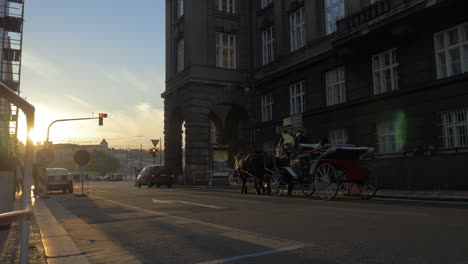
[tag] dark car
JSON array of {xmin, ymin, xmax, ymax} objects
[
  {"xmin": 136, "ymin": 165, "xmax": 175, "ymax": 188},
  {"xmin": 103, "ymin": 174, "xmax": 124, "ymax": 181}
]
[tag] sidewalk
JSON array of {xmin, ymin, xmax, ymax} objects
[
  {"xmin": 174, "ymin": 185, "xmax": 468, "ymax": 202},
  {"xmin": 34, "ymin": 199, "xmax": 90, "ymax": 264},
  {"xmin": 375, "ymin": 189, "xmax": 468, "ymax": 202},
  {"xmin": 0, "ymin": 199, "xmax": 47, "ymax": 264}
]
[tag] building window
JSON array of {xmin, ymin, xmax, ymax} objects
[
  {"xmin": 325, "ymin": 0, "xmax": 345, "ymax": 35},
  {"xmin": 372, "ymin": 49, "xmax": 399, "ymax": 94},
  {"xmin": 289, "ymin": 7, "xmax": 305, "ymax": 52},
  {"xmin": 325, "ymin": 67, "xmax": 346, "ymax": 106},
  {"xmin": 261, "ymin": 0, "xmax": 272, "ymax": 9},
  {"xmin": 216, "ymin": 0, "xmax": 235, "ymax": 14},
  {"xmin": 441, "ymin": 108, "xmax": 468, "ymax": 149},
  {"xmin": 262, "ymin": 27, "xmax": 274, "ymax": 65},
  {"xmin": 177, "ymin": 39, "xmax": 184, "ymax": 72},
  {"xmin": 290, "ymin": 81, "xmax": 305, "ymax": 115},
  {"xmin": 377, "ymin": 119, "xmax": 403, "ymax": 153},
  {"xmin": 434, "ymin": 23, "xmax": 468, "ymax": 79},
  {"xmin": 329, "ymin": 129, "xmax": 347, "ymax": 145},
  {"xmin": 263, "ymin": 141, "xmax": 275, "ymax": 155},
  {"xmin": 177, "ymin": 0, "xmax": 184, "ymax": 18},
  {"xmin": 216, "ymin": 32, "xmax": 236, "ymax": 69},
  {"xmin": 261, "ymin": 93, "xmax": 273, "ymax": 122}
]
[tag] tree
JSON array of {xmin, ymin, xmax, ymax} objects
[{"xmin": 87, "ymin": 150, "xmax": 121, "ymax": 176}]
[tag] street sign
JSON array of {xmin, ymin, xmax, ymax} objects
[
  {"xmin": 283, "ymin": 117, "xmax": 292, "ymax": 127},
  {"xmin": 36, "ymin": 148, "xmax": 55, "ymax": 166},
  {"xmin": 291, "ymin": 114, "xmax": 303, "ymax": 133},
  {"xmin": 151, "ymin": 139, "xmax": 159, "ymax": 147},
  {"xmin": 73, "ymin": 150, "xmax": 90, "ymax": 166}
]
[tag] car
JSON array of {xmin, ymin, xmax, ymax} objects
[
  {"xmin": 103, "ymin": 174, "xmax": 124, "ymax": 181},
  {"xmin": 46, "ymin": 168, "xmax": 73, "ymax": 193},
  {"xmin": 113, "ymin": 175, "xmax": 124, "ymax": 181},
  {"xmin": 95, "ymin": 176, "xmax": 104, "ymax": 181},
  {"xmin": 136, "ymin": 165, "xmax": 175, "ymax": 188}
]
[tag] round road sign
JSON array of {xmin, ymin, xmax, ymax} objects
[
  {"xmin": 36, "ymin": 148, "xmax": 55, "ymax": 165},
  {"xmin": 74, "ymin": 150, "xmax": 90, "ymax": 166}
]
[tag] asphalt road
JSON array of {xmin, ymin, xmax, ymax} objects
[{"xmin": 46, "ymin": 182, "xmax": 468, "ymax": 264}]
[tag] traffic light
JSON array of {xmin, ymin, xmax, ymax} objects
[
  {"xmin": 149, "ymin": 148, "xmax": 158, "ymax": 157},
  {"xmin": 98, "ymin": 113, "xmax": 108, "ymax": 126}
]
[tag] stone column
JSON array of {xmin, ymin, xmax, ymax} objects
[
  {"xmin": 184, "ymin": 102, "xmax": 211, "ymax": 185},
  {"xmin": 163, "ymin": 104, "xmax": 184, "ymax": 183}
]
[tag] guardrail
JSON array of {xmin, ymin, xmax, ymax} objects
[
  {"xmin": 0, "ymin": 81, "xmax": 35, "ymax": 264},
  {"xmin": 0, "ymin": 207, "xmax": 32, "ymax": 229}
]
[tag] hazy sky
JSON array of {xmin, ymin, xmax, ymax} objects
[{"xmin": 17, "ymin": 0, "xmax": 165, "ymax": 149}]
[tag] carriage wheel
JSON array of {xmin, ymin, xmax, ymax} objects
[
  {"xmin": 270, "ymin": 170, "xmax": 285, "ymax": 197},
  {"xmin": 314, "ymin": 163, "xmax": 339, "ymax": 201},
  {"xmin": 300, "ymin": 176, "xmax": 315, "ymax": 196},
  {"xmin": 359, "ymin": 182, "xmax": 377, "ymax": 200}
]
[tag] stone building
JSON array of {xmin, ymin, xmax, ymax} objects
[{"xmin": 164, "ymin": 0, "xmax": 468, "ymax": 188}]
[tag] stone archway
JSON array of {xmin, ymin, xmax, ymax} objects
[{"xmin": 163, "ymin": 83, "xmax": 252, "ymax": 185}]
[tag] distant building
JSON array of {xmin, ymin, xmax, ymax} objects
[{"xmin": 164, "ymin": 0, "xmax": 468, "ymax": 188}]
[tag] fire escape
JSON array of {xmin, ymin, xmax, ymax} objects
[{"xmin": 0, "ymin": 0, "xmax": 24, "ymax": 151}]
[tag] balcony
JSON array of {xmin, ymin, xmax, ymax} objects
[{"xmin": 336, "ymin": 0, "xmax": 394, "ymax": 33}]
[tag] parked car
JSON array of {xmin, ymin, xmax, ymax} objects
[
  {"xmin": 95, "ymin": 176, "xmax": 104, "ymax": 181},
  {"xmin": 136, "ymin": 165, "xmax": 175, "ymax": 188},
  {"xmin": 46, "ymin": 168, "xmax": 73, "ymax": 193},
  {"xmin": 104, "ymin": 174, "xmax": 124, "ymax": 181}
]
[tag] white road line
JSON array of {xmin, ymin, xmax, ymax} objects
[
  {"xmin": 171, "ymin": 200, "xmax": 226, "ymax": 209},
  {"xmin": 152, "ymin": 198, "xmax": 226, "ymax": 209},
  {"xmin": 196, "ymin": 244, "xmax": 306, "ymax": 264},
  {"xmin": 89, "ymin": 195, "xmax": 308, "ymax": 249},
  {"xmin": 151, "ymin": 199, "xmax": 175, "ymax": 204}
]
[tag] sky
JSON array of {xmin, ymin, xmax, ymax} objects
[{"xmin": 17, "ymin": 0, "xmax": 165, "ymax": 150}]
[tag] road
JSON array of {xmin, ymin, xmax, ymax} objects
[{"xmin": 44, "ymin": 182, "xmax": 468, "ymax": 264}]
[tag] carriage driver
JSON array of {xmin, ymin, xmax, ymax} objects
[{"xmin": 278, "ymin": 129, "xmax": 295, "ymax": 155}]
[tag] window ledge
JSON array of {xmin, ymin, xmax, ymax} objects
[
  {"xmin": 215, "ymin": 11, "xmax": 240, "ymax": 20},
  {"xmin": 257, "ymin": 3, "xmax": 274, "ymax": 16},
  {"xmin": 437, "ymin": 148, "xmax": 468, "ymax": 154}
]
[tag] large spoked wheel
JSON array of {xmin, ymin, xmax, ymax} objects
[
  {"xmin": 300, "ymin": 176, "xmax": 315, "ymax": 196},
  {"xmin": 270, "ymin": 170, "xmax": 285, "ymax": 197},
  {"xmin": 359, "ymin": 182, "xmax": 377, "ymax": 200},
  {"xmin": 314, "ymin": 163, "xmax": 339, "ymax": 201}
]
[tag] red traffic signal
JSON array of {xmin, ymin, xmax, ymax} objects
[
  {"xmin": 98, "ymin": 113, "xmax": 108, "ymax": 126},
  {"xmin": 149, "ymin": 148, "xmax": 158, "ymax": 155}
]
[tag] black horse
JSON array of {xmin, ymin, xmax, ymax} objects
[{"xmin": 233, "ymin": 152, "xmax": 272, "ymax": 195}]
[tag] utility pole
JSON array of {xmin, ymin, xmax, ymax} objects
[
  {"xmin": 159, "ymin": 137, "xmax": 162, "ymax": 165},
  {"xmin": 140, "ymin": 144, "xmax": 143, "ymax": 171}
]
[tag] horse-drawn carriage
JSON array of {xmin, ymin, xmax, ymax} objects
[
  {"xmin": 234, "ymin": 142, "xmax": 377, "ymax": 201},
  {"xmin": 269, "ymin": 143, "xmax": 377, "ymax": 200}
]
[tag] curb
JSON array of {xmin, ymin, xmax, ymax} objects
[
  {"xmin": 374, "ymin": 194, "xmax": 468, "ymax": 202},
  {"xmin": 174, "ymin": 185, "xmax": 237, "ymax": 190},
  {"xmin": 34, "ymin": 200, "xmax": 91, "ymax": 264},
  {"xmin": 174, "ymin": 185, "xmax": 468, "ymax": 202}
]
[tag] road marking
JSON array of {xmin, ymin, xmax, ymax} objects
[
  {"xmin": 162, "ymin": 191, "xmax": 429, "ymax": 216},
  {"xmin": 152, "ymin": 198, "xmax": 225, "ymax": 209},
  {"xmin": 89, "ymin": 195, "xmax": 308, "ymax": 250},
  {"xmin": 151, "ymin": 199, "xmax": 174, "ymax": 204},
  {"xmin": 221, "ymin": 231, "xmax": 296, "ymax": 249},
  {"xmin": 196, "ymin": 244, "xmax": 306, "ymax": 264}
]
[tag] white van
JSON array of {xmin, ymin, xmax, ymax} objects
[{"xmin": 46, "ymin": 168, "xmax": 74, "ymax": 193}]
